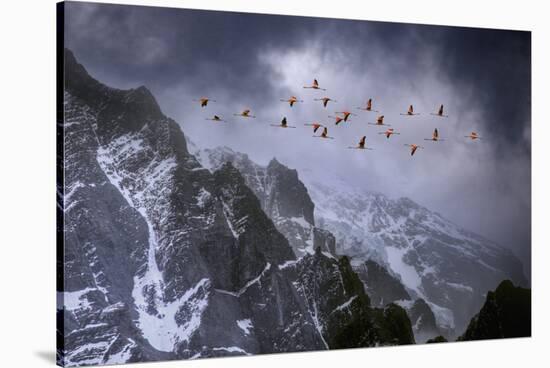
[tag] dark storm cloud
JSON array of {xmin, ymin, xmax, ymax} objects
[
  {"xmin": 63, "ymin": 2, "xmax": 531, "ymax": 278},
  {"xmin": 65, "ymin": 2, "xmax": 530, "ymax": 152},
  {"xmin": 431, "ymin": 27, "xmax": 531, "ymax": 154},
  {"xmin": 65, "ymin": 2, "xmax": 324, "ymax": 101}
]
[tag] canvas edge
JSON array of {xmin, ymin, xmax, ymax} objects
[{"xmin": 56, "ymin": 2, "xmax": 66, "ymax": 367}]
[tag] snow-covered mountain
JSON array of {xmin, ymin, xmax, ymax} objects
[
  {"xmin": 194, "ymin": 146, "xmax": 526, "ymax": 339},
  {"xmin": 306, "ymin": 181, "xmax": 527, "ymax": 338},
  {"xmin": 58, "ymin": 49, "xmax": 415, "ymax": 367},
  {"xmin": 191, "ymin": 145, "xmax": 336, "ymax": 257}
]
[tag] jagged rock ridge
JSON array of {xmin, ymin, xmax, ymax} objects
[
  {"xmin": 191, "ymin": 146, "xmax": 336, "ymax": 256},
  {"xmin": 305, "ymin": 181, "xmax": 527, "ymax": 338},
  {"xmin": 458, "ymin": 280, "xmax": 531, "ymax": 341},
  {"xmin": 58, "ymin": 49, "xmax": 414, "ymax": 367}
]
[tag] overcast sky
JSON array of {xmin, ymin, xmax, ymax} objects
[{"xmin": 64, "ymin": 2, "xmax": 531, "ymax": 278}]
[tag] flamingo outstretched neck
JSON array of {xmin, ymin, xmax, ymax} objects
[
  {"xmin": 313, "ymin": 127, "xmax": 334, "ymax": 139},
  {"xmin": 357, "ymin": 98, "xmax": 378, "ymax": 112},
  {"xmin": 400, "ymin": 104, "xmax": 420, "ymax": 116},
  {"xmin": 314, "ymin": 97, "xmax": 336, "ymax": 107},
  {"xmin": 205, "ymin": 115, "xmax": 225, "ymax": 122},
  {"xmin": 431, "ymin": 104, "xmax": 448, "ymax": 117},
  {"xmin": 193, "ymin": 97, "xmax": 216, "ymax": 107},
  {"xmin": 303, "ymin": 78, "xmax": 326, "ymax": 91},
  {"xmin": 280, "ymin": 96, "xmax": 303, "ymax": 107},
  {"xmin": 404, "ymin": 144, "xmax": 424, "ymax": 156},
  {"xmin": 233, "ymin": 109, "xmax": 256, "ymax": 118}
]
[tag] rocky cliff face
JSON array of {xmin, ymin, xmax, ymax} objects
[
  {"xmin": 354, "ymin": 260, "xmax": 440, "ymax": 342},
  {"xmin": 58, "ymin": 49, "xmax": 413, "ymax": 367},
  {"xmin": 458, "ymin": 280, "xmax": 531, "ymax": 341},
  {"xmin": 284, "ymin": 248, "xmax": 415, "ymax": 348},
  {"xmin": 192, "ymin": 146, "xmax": 336, "ymax": 256},
  {"xmin": 305, "ymin": 182, "xmax": 527, "ymax": 338},
  {"xmin": 355, "ymin": 259, "xmax": 411, "ymax": 307},
  {"xmin": 407, "ymin": 299, "xmax": 441, "ymax": 343}
]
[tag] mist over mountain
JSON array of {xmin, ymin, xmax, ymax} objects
[
  {"xmin": 193, "ymin": 144, "xmax": 527, "ymax": 339},
  {"xmin": 59, "ymin": 49, "xmax": 417, "ymax": 367}
]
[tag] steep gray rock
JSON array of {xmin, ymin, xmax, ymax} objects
[
  {"xmin": 58, "ymin": 49, "xmax": 415, "ymax": 367},
  {"xmin": 458, "ymin": 280, "xmax": 531, "ymax": 341},
  {"xmin": 354, "ymin": 260, "xmax": 441, "ymax": 342},
  {"xmin": 306, "ymin": 182, "xmax": 527, "ymax": 338},
  {"xmin": 284, "ymin": 248, "xmax": 415, "ymax": 348},
  {"xmin": 408, "ymin": 299, "xmax": 441, "ymax": 343},
  {"xmin": 355, "ymin": 259, "xmax": 411, "ymax": 307},
  {"xmin": 192, "ymin": 146, "xmax": 336, "ymax": 256}
]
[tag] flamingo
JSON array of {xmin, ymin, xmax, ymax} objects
[
  {"xmin": 313, "ymin": 127, "xmax": 334, "ymax": 139},
  {"xmin": 430, "ymin": 104, "xmax": 448, "ymax": 118},
  {"xmin": 368, "ymin": 115, "xmax": 391, "ymax": 127},
  {"xmin": 464, "ymin": 131, "xmax": 482, "ymax": 140},
  {"xmin": 304, "ymin": 122, "xmax": 324, "ymax": 133},
  {"xmin": 303, "ymin": 78, "xmax": 326, "ymax": 91},
  {"xmin": 314, "ymin": 97, "xmax": 337, "ymax": 108},
  {"xmin": 280, "ymin": 96, "xmax": 303, "ymax": 107},
  {"xmin": 357, "ymin": 98, "xmax": 378, "ymax": 112},
  {"xmin": 400, "ymin": 104, "xmax": 420, "ymax": 116},
  {"xmin": 378, "ymin": 128, "xmax": 400, "ymax": 139},
  {"xmin": 335, "ymin": 111, "xmax": 356, "ymax": 122},
  {"xmin": 348, "ymin": 136, "xmax": 373, "ymax": 150},
  {"xmin": 193, "ymin": 97, "xmax": 215, "ymax": 107},
  {"xmin": 205, "ymin": 115, "xmax": 226, "ymax": 122},
  {"xmin": 233, "ymin": 109, "xmax": 256, "ymax": 118},
  {"xmin": 424, "ymin": 128, "xmax": 444, "ymax": 141},
  {"xmin": 270, "ymin": 117, "xmax": 296, "ymax": 128},
  {"xmin": 329, "ymin": 115, "xmax": 345, "ymax": 126},
  {"xmin": 404, "ymin": 144, "xmax": 424, "ymax": 156}
]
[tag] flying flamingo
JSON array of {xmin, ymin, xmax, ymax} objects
[
  {"xmin": 270, "ymin": 117, "xmax": 296, "ymax": 128},
  {"xmin": 233, "ymin": 109, "xmax": 256, "ymax": 118},
  {"xmin": 357, "ymin": 98, "xmax": 378, "ymax": 112},
  {"xmin": 464, "ymin": 131, "xmax": 482, "ymax": 140},
  {"xmin": 424, "ymin": 128, "xmax": 445, "ymax": 142},
  {"xmin": 314, "ymin": 97, "xmax": 337, "ymax": 108},
  {"xmin": 280, "ymin": 96, "xmax": 303, "ymax": 107},
  {"xmin": 378, "ymin": 128, "xmax": 400, "ymax": 139},
  {"xmin": 430, "ymin": 104, "xmax": 448, "ymax": 118},
  {"xmin": 400, "ymin": 104, "xmax": 420, "ymax": 116},
  {"xmin": 368, "ymin": 115, "xmax": 391, "ymax": 127},
  {"xmin": 348, "ymin": 136, "xmax": 373, "ymax": 150},
  {"xmin": 303, "ymin": 79, "xmax": 326, "ymax": 91},
  {"xmin": 335, "ymin": 111, "xmax": 356, "ymax": 122},
  {"xmin": 313, "ymin": 127, "xmax": 334, "ymax": 139},
  {"xmin": 205, "ymin": 115, "xmax": 226, "ymax": 122},
  {"xmin": 304, "ymin": 122, "xmax": 324, "ymax": 133},
  {"xmin": 329, "ymin": 115, "xmax": 345, "ymax": 126},
  {"xmin": 404, "ymin": 144, "xmax": 424, "ymax": 156},
  {"xmin": 193, "ymin": 97, "xmax": 215, "ymax": 107}
]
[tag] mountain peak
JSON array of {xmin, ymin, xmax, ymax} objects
[
  {"xmin": 64, "ymin": 49, "xmax": 164, "ymax": 136},
  {"xmin": 267, "ymin": 157, "xmax": 283, "ymax": 169},
  {"xmin": 63, "ymin": 48, "xmax": 105, "ymax": 103}
]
